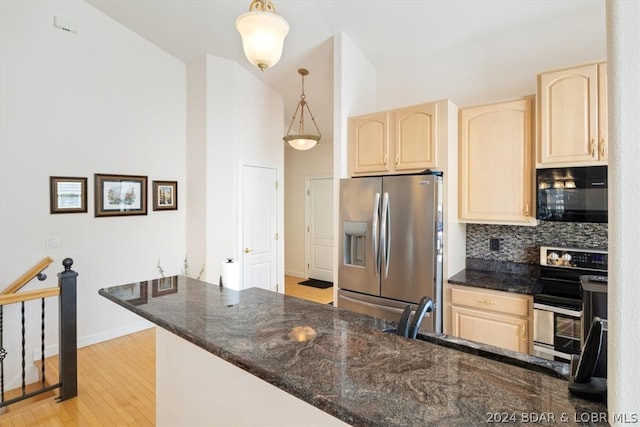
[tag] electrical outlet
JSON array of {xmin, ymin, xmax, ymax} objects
[{"xmin": 489, "ymin": 238, "xmax": 500, "ymax": 251}]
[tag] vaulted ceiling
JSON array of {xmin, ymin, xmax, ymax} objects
[{"xmin": 86, "ymin": 0, "xmax": 604, "ymax": 145}]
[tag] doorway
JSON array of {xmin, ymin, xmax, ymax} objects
[
  {"xmin": 241, "ymin": 165, "xmax": 278, "ymax": 292},
  {"xmin": 305, "ymin": 175, "xmax": 334, "ymax": 282}
]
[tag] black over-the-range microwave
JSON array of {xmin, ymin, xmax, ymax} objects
[{"xmin": 536, "ymin": 166, "xmax": 608, "ymax": 223}]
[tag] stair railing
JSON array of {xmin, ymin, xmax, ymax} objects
[
  {"xmin": 1, "ymin": 257, "xmax": 53, "ymax": 296},
  {"xmin": 0, "ymin": 258, "xmax": 77, "ymax": 408}
]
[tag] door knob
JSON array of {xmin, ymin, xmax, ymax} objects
[{"xmin": 244, "ymin": 248, "xmax": 253, "ymax": 253}]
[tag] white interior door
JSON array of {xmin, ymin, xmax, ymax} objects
[
  {"xmin": 242, "ymin": 165, "xmax": 278, "ymax": 291},
  {"xmin": 306, "ymin": 176, "xmax": 334, "ymax": 282}
]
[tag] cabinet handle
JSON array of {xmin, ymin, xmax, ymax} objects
[
  {"xmin": 589, "ymin": 139, "xmax": 596, "ymax": 157},
  {"xmin": 395, "ymin": 154, "xmax": 399, "ymax": 166},
  {"xmin": 521, "ymin": 324, "xmax": 527, "ymax": 341},
  {"xmin": 599, "ymin": 138, "xmax": 606, "ymax": 159},
  {"xmin": 524, "ymin": 204, "xmax": 530, "ymax": 217},
  {"xmin": 477, "ymin": 299, "xmax": 497, "ymax": 305},
  {"xmin": 383, "ymin": 156, "xmax": 388, "ymax": 167}
]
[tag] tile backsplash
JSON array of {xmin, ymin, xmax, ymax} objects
[{"xmin": 466, "ymin": 222, "xmax": 608, "ymax": 265}]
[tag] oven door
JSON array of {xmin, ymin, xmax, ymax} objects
[{"xmin": 533, "ymin": 302, "xmax": 582, "ymax": 362}]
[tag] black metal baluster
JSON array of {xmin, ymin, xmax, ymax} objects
[
  {"xmin": 1, "ymin": 305, "xmax": 5, "ymax": 403},
  {"xmin": 41, "ymin": 297, "xmax": 46, "ymax": 387},
  {"xmin": 21, "ymin": 301, "xmax": 25, "ymax": 397}
]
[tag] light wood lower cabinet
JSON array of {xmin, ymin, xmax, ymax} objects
[{"xmin": 451, "ymin": 286, "xmax": 532, "ymax": 354}]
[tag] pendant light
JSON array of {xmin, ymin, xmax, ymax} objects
[
  {"xmin": 235, "ymin": 0, "xmax": 289, "ymax": 71},
  {"xmin": 283, "ymin": 68, "xmax": 321, "ymax": 151}
]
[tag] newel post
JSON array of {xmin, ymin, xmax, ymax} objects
[{"xmin": 58, "ymin": 258, "xmax": 77, "ymax": 401}]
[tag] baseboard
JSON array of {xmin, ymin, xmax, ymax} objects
[
  {"xmin": 31, "ymin": 319, "xmax": 154, "ymax": 361},
  {"xmin": 285, "ymin": 269, "xmax": 306, "ymax": 278},
  {"xmin": 3, "ymin": 321, "xmax": 155, "ymax": 392}
]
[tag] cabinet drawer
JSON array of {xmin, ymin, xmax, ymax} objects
[
  {"xmin": 451, "ymin": 287, "xmax": 530, "ymax": 317},
  {"xmin": 451, "ymin": 306, "xmax": 529, "ymax": 353}
]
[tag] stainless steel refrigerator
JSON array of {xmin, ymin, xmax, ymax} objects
[{"xmin": 338, "ymin": 173, "xmax": 443, "ymax": 334}]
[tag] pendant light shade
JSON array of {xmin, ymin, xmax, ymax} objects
[
  {"xmin": 284, "ymin": 68, "xmax": 321, "ymax": 151},
  {"xmin": 236, "ymin": 0, "xmax": 289, "ymax": 71}
]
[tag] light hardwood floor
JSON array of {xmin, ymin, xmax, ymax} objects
[
  {"xmin": 0, "ymin": 276, "xmax": 333, "ymax": 425},
  {"xmin": 0, "ymin": 327, "xmax": 156, "ymax": 426},
  {"xmin": 284, "ymin": 275, "xmax": 334, "ymax": 305}
]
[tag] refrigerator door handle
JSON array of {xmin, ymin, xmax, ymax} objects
[
  {"xmin": 372, "ymin": 193, "xmax": 381, "ymax": 277},
  {"xmin": 381, "ymin": 192, "xmax": 391, "ymax": 278}
]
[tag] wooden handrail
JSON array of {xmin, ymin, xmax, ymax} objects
[
  {"xmin": 0, "ymin": 287, "xmax": 60, "ymax": 306},
  {"xmin": 1, "ymin": 257, "xmax": 53, "ymax": 295}
]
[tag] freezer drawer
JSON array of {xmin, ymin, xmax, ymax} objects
[{"xmin": 338, "ymin": 289, "xmax": 437, "ymax": 334}]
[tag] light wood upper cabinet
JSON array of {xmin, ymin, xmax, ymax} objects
[
  {"xmin": 459, "ymin": 96, "xmax": 537, "ymax": 225},
  {"xmin": 451, "ymin": 286, "xmax": 532, "ymax": 354},
  {"xmin": 349, "ymin": 102, "xmax": 437, "ymax": 176},
  {"xmin": 537, "ymin": 62, "xmax": 607, "ymax": 166},
  {"xmin": 393, "ymin": 103, "xmax": 437, "ymax": 171},
  {"xmin": 349, "ymin": 111, "xmax": 391, "ymax": 175}
]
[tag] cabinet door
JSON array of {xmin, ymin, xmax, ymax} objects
[
  {"xmin": 538, "ymin": 64, "xmax": 599, "ymax": 166},
  {"xmin": 349, "ymin": 112, "xmax": 390, "ymax": 175},
  {"xmin": 459, "ymin": 97, "xmax": 536, "ymax": 225},
  {"xmin": 393, "ymin": 103, "xmax": 437, "ymax": 171},
  {"xmin": 598, "ymin": 63, "xmax": 608, "ymax": 162},
  {"xmin": 452, "ymin": 306, "xmax": 529, "ymax": 353}
]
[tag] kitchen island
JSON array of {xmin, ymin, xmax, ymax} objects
[{"xmin": 99, "ymin": 276, "xmax": 607, "ymax": 426}]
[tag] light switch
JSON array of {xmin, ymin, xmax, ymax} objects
[{"xmin": 46, "ymin": 235, "xmax": 61, "ymax": 249}]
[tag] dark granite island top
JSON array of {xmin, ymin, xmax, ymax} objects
[{"xmin": 99, "ymin": 276, "xmax": 606, "ymax": 426}]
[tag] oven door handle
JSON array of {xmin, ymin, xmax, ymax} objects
[
  {"xmin": 533, "ymin": 344, "xmax": 573, "ymax": 361},
  {"xmin": 533, "ymin": 303, "xmax": 582, "ymax": 318}
]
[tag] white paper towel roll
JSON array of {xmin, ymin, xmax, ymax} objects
[{"xmin": 220, "ymin": 258, "xmax": 240, "ymax": 290}]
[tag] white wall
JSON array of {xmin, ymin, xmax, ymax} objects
[
  {"xmin": 186, "ymin": 55, "xmax": 285, "ymax": 288},
  {"xmin": 376, "ymin": 4, "xmax": 606, "ymax": 109},
  {"xmin": 0, "ymin": 0, "xmax": 186, "ymax": 382},
  {"xmin": 607, "ymin": 0, "xmax": 640, "ymax": 419},
  {"xmin": 185, "ymin": 56, "xmax": 208, "ymax": 282}
]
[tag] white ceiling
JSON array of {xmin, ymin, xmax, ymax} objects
[{"xmin": 85, "ymin": 0, "xmax": 603, "ymax": 145}]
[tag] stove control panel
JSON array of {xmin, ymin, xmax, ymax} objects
[{"xmin": 540, "ymin": 246, "xmax": 608, "ymax": 270}]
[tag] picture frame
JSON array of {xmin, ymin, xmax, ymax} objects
[
  {"xmin": 50, "ymin": 176, "xmax": 88, "ymax": 214},
  {"xmin": 95, "ymin": 173, "xmax": 147, "ymax": 217},
  {"xmin": 152, "ymin": 276, "xmax": 179, "ymax": 297},
  {"xmin": 152, "ymin": 180, "xmax": 178, "ymax": 211}
]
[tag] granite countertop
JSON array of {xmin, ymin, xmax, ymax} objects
[
  {"xmin": 99, "ymin": 276, "xmax": 606, "ymax": 426},
  {"xmin": 448, "ymin": 268, "xmax": 542, "ymax": 295}
]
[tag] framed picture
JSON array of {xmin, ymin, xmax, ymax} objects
[
  {"xmin": 95, "ymin": 173, "xmax": 147, "ymax": 217},
  {"xmin": 152, "ymin": 276, "xmax": 179, "ymax": 297},
  {"xmin": 50, "ymin": 176, "xmax": 87, "ymax": 214},
  {"xmin": 152, "ymin": 180, "xmax": 178, "ymax": 211}
]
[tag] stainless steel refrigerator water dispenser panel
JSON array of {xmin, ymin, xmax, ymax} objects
[{"xmin": 343, "ymin": 221, "xmax": 367, "ymax": 267}]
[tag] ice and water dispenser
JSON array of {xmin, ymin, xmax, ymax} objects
[{"xmin": 343, "ymin": 221, "xmax": 367, "ymax": 267}]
